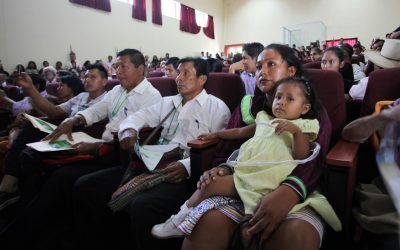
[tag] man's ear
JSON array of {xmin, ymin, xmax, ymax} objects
[
  {"xmin": 198, "ymin": 75, "xmax": 207, "ymax": 87},
  {"xmin": 339, "ymin": 61, "xmax": 345, "ymax": 69}
]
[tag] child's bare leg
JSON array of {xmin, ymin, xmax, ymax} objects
[{"xmin": 186, "ymin": 175, "xmax": 237, "ymax": 207}]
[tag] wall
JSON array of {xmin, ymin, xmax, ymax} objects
[
  {"xmin": 223, "ymin": 0, "xmax": 400, "ymax": 48},
  {"xmin": 0, "ymin": 0, "xmax": 224, "ymax": 72}
]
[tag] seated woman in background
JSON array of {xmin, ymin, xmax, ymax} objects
[{"xmin": 321, "ymin": 46, "xmax": 355, "ymax": 94}]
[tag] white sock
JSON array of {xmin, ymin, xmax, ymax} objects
[{"xmin": 173, "ymin": 201, "xmax": 192, "ymax": 225}]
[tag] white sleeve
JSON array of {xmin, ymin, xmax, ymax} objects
[
  {"xmin": 77, "ymin": 91, "xmax": 113, "ymax": 126},
  {"xmin": 349, "ymin": 77, "xmax": 369, "ymax": 100},
  {"xmin": 118, "ymin": 100, "xmax": 163, "ymax": 139},
  {"xmin": 178, "ymin": 158, "xmax": 191, "ymax": 177}
]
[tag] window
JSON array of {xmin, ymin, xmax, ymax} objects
[
  {"xmin": 114, "ymin": 0, "xmax": 133, "ymax": 4},
  {"xmin": 195, "ymin": 10, "xmax": 208, "ymax": 28},
  {"xmin": 161, "ymin": 0, "xmax": 180, "ymax": 20}
]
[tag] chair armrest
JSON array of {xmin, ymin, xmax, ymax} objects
[
  {"xmin": 326, "ymin": 139, "xmax": 360, "ymax": 167},
  {"xmin": 325, "ymin": 139, "xmax": 360, "ymax": 233},
  {"xmin": 188, "ymin": 138, "xmax": 220, "ymax": 190}
]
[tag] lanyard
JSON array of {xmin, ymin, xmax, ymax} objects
[
  {"xmin": 111, "ymin": 89, "xmax": 129, "ymax": 117},
  {"xmin": 158, "ymin": 101, "xmax": 182, "ymax": 145}
]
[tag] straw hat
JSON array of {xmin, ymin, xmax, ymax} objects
[{"xmin": 364, "ymin": 39, "xmax": 400, "ymax": 68}]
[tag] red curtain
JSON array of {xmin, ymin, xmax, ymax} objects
[
  {"xmin": 203, "ymin": 15, "xmax": 215, "ymax": 39},
  {"xmin": 132, "ymin": 0, "xmax": 147, "ymax": 21},
  {"xmin": 180, "ymin": 4, "xmax": 200, "ymax": 34},
  {"xmin": 152, "ymin": 0, "xmax": 162, "ymax": 25},
  {"xmin": 325, "ymin": 37, "xmax": 358, "ymax": 48},
  {"xmin": 69, "ymin": 0, "xmax": 111, "ymax": 12}
]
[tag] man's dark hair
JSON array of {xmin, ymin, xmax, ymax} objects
[
  {"xmin": 165, "ymin": 57, "xmax": 180, "ymax": 70},
  {"xmin": 86, "ymin": 63, "xmax": 108, "ymax": 79},
  {"xmin": 242, "ymin": 42, "xmax": 264, "ymax": 59},
  {"xmin": 178, "ymin": 57, "xmax": 210, "ymax": 77},
  {"xmin": 117, "ymin": 49, "xmax": 145, "ymax": 68}
]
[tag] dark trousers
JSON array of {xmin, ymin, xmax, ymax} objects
[
  {"xmin": 74, "ymin": 165, "xmax": 189, "ymax": 250},
  {"xmin": 0, "ymin": 155, "xmax": 114, "ymax": 250},
  {"xmin": 3, "ymin": 122, "xmax": 47, "ymax": 177}
]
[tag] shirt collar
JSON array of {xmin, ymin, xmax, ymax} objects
[
  {"xmin": 172, "ymin": 89, "xmax": 208, "ymax": 108},
  {"xmin": 126, "ymin": 78, "xmax": 150, "ymax": 95}
]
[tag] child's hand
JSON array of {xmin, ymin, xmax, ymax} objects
[
  {"xmin": 196, "ymin": 167, "xmax": 230, "ymax": 189},
  {"xmin": 272, "ymin": 120, "xmax": 301, "ymax": 135},
  {"xmin": 198, "ymin": 132, "xmax": 218, "ymax": 140}
]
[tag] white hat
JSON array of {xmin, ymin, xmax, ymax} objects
[{"xmin": 364, "ymin": 39, "xmax": 400, "ymax": 68}]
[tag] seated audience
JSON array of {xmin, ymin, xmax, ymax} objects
[
  {"xmin": 349, "ymin": 39, "xmax": 400, "ymax": 100},
  {"xmin": 164, "ymin": 57, "xmax": 180, "ymax": 79},
  {"xmin": 321, "ymin": 46, "xmax": 355, "ymax": 93},
  {"xmin": 310, "ymin": 47, "xmax": 322, "ymax": 62},
  {"xmin": 73, "ymin": 57, "xmax": 230, "ymax": 250},
  {"xmin": 229, "ymin": 42, "xmax": 264, "ymax": 95},
  {"xmin": 339, "ymin": 43, "xmax": 366, "ymax": 82},
  {"xmin": 25, "ymin": 61, "xmax": 38, "ymax": 74}
]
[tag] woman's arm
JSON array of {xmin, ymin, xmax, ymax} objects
[{"xmin": 199, "ymin": 124, "xmax": 256, "ymax": 141}]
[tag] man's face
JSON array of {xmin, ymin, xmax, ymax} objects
[
  {"xmin": 116, "ymin": 55, "xmax": 144, "ymax": 91},
  {"xmin": 45, "ymin": 70, "xmax": 56, "ymax": 81},
  {"xmin": 70, "ymin": 54, "xmax": 76, "ymax": 61},
  {"xmin": 175, "ymin": 62, "xmax": 205, "ymax": 98},
  {"xmin": 165, "ymin": 64, "xmax": 178, "ymax": 79},
  {"xmin": 84, "ymin": 69, "xmax": 107, "ymax": 93},
  {"xmin": 242, "ymin": 51, "xmax": 257, "ymax": 73}
]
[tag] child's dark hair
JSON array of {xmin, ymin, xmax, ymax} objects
[{"xmin": 270, "ymin": 76, "xmax": 321, "ymax": 119}]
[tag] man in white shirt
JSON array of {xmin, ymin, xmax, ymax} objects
[
  {"xmin": 74, "ymin": 57, "xmax": 231, "ymax": 250},
  {"xmin": 0, "ymin": 50, "xmax": 163, "ymax": 249}
]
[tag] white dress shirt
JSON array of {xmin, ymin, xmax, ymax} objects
[
  {"xmin": 58, "ymin": 91, "xmax": 107, "ymax": 117},
  {"xmin": 119, "ymin": 89, "xmax": 231, "ymax": 177},
  {"xmin": 77, "ymin": 78, "xmax": 162, "ymax": 142},
  {"xmin": 349, "ymin": 76, "xmax": 369, "ymax": 100}
]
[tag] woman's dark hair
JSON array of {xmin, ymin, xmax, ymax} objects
[
  {"xmin": 232, "ymin": 53, "xmax": 242, "ymax": 63},
  {"xmin": 270, "ymin": 76, "xmax": 321, "ymax": 119},
  {"xmin": 15, "ymin": 64, "xmax": 25, "ymax": 72},
  {"xmin": 27, "ymin": 61, "xmax": 37, "ymax": 69},
  {"xmin": 207, "ymin": 58, "xmax": 223, "ymax": 72},
  {"xmin": 265, "ymin": 44, "xmax": 304, "ymax": 77},
  {"xmin": 30, "ymin": 74, "xmax": 46, "ymax": 92},
  {"xmin": 60, "ymin": 75, "xmax": 84, "ymax": 96},
  {"xmin": 323, "ymin": 46, "xmax": 345, "ymax": 62}
]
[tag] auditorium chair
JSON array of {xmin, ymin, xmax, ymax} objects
[
  {"xmin": 303, "ymin": 61, "xmax": 321, "ymax": 69},
  {"xmin": 147, "ymin": 71, "xmax": 164, "ymax": 78}
]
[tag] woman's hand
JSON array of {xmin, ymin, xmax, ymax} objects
[
  {"xmin": 197, "ymin": 167, "xmax": 231, "ymax": 189},
  {"xmin": 245, "ymin": 185, "xmax": 300, "ymax": 242},
  {"xmin": 198, "ymin": 132, "xmax": 218, "ymax": 140}
]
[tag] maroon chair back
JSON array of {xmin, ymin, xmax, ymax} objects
[
  {"xmin": 45, "ymin": 83, "xmax": 60, "ymax": 97},
  {"xmin": 147, "ymin": 77, "xmax": 178, "ymax": 97},
  {"xmin": 205, "ymin": 73, "xmax": 245, "ymax": 112},
  {"xmin": 303, "ymin": 61, "xmax": 321, "ymax": 69},
  {"xmin": 106, "ymin": 79, "xmax": 120, "ymax": 91},
  {"xmin": 3, "ymin": 85, "xmax": 24, "ymax": 101},
  {"xmin": 306, "ymin": 69, "xmax": 347, "ymax": 143},
  {"xmin": 360, "ymin": 67, "xmax": 400, "ymax": 116},
  {"xmin": 147, "ymin": 71, "xmax": 164, "ymax": 78}
]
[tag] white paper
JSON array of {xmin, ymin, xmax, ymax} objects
[
  {"xmin": 26, "ymin": 132, "xmax": 104, "ymax": 152},
  {"xmin": 135, "ymin": 144, "xmax": 179, "ymax": 171},
  {"xmin": 23, "ymin": 113, "xmax": 57, "ymax": 134}
]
